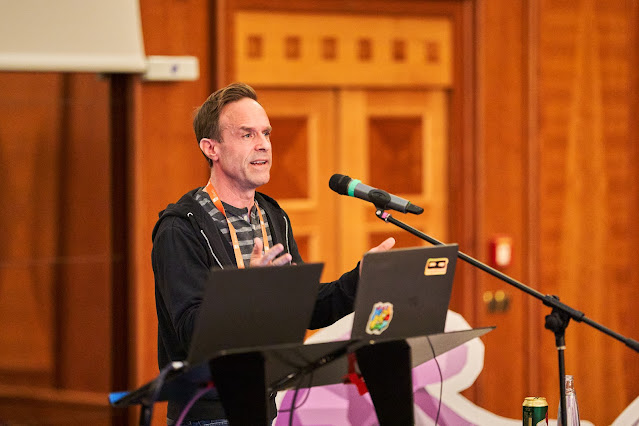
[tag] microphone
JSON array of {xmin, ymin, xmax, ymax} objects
[{"xmin": 328, "ymin": 174, "xmax": 424, "ymax": 215}]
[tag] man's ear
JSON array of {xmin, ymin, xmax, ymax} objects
[{"xmin": 199, "ymin": 138, "xmax": 218, "ymax": 162}]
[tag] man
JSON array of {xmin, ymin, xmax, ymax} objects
[{"xmin": 152, "ymin": 82, "xmax": 395, "ymax": 424}]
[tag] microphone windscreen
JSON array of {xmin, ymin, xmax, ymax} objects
[{"xmin": 328, "ymin": 174, "xmax": 351, "ymax": 195}]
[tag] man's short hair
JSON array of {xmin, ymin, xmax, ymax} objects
[{"xmin": 193, "ymin": 82, "xmax": 258, "ymax": 166}]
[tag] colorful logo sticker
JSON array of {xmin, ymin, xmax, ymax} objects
[
  {"xmin": 424, "ymin": 257, "xmax": 449, "ymax": 276},
  {"xmin": 365, "ymin": 302, "xmax": 394, "ymax": 335}
]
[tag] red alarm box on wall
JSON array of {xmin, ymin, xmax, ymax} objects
[{"xmin": 490, "ymin": 235, "xmax": 513, "ymax": 268}]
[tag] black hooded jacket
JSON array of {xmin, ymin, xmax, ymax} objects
[{"xmin": 151, "ymin": 188, "xmax": 359, "ymax": 420}]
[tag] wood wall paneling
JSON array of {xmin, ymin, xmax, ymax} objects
[
  {"xmin": 473, "ymin": 0, "xmax": 639, "ymax": 423},
  {"xmin": 537, "ymin": 0, "xmax": 639, "ymax": 423},
  {"xmin": 0, "ymin": 73, "xmax": 62, "ymax": 387},
  {"xmin": 0, "ymin": 71, "xmax": 115, "ymax": 423},
  {"xmin": 472, "ymin": 0, "xmax": 529, "ymax": 419},
  {"xmin": 442, "ymin": 1, "xmax": 477, "ymax": 365},
  {"xmin": 58, "ymin": 73, "xmax": 113, "ymax": 392},
  {"xmin": 0, "ymin": 385, "xmax": 111, "ymax": 425},
  {"xmin": 627, "ymin": 0, "xmax": 639, "ymax": 413}
]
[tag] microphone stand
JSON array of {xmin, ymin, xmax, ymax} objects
[{"xmin": 373, "ymin": 207, "xmax": 639, "ymax": 425}]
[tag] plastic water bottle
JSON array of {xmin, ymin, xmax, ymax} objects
[{"xmin": 557, "ymin": 375, "xmax": 580, "ymax": 425}]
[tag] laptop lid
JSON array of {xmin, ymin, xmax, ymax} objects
[
  {"xmin": 351, "ymin": 244, "xmax": 458, "ymax": 342},
  {"xmin": 188, "ymin": 263, "xmax": 324, "ymax": 366}
]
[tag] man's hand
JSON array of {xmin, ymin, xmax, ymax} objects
[
  {"xmin": 368, "ymin": 237, "xmax": 396, "ymax": 254},
  {"xmin": 249, "ymin": 238, "xmax": 293, "ymax": 267},
  {"xmin": 360, "ymin": 237, "xmax": 396, "ymax": 274}
]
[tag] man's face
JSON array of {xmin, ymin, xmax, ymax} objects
[{"xmin": 214, "ymin": 98, "xmax": 272, "ymax": 191}]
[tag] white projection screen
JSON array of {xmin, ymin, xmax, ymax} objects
[{"xmin": 0, "ymin": 0, "xmax": 146, "ymax": 72}]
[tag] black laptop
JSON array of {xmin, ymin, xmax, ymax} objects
[
  {"xmin": 267, "ymin": 243, "xmax": 469, "ymax": 390},
  {"xmin": 350, "ymin": 244, "xmax": 459, "ymax": 342},
  {"xmin": 187, "ymin": 262, "xmax": 325, "ymax": 366},
  {"xmin": 110, "ymin": 263, "xmax": 325, "ymax": 407}
]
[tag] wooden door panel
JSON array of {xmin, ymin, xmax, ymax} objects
[
  {"xmin": 258, "ymin": 90, "xmax": 340, "ymax": 281},
  {"xmin": 337, "ymin": 89, "xmax": 449, "ymax": 271}
]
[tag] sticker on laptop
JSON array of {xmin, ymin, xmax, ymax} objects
[
  {"xmin": 365, "ymin": 302, "xmax": 394, "ymax": 335},
  {"xmin": 424, "ymin": 257, "xmax": 449, "ymax": 276}
]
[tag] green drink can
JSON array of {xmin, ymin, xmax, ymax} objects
[{"xmin": 522, "ymin": 397, "xmax": 548, "ymax": 426}]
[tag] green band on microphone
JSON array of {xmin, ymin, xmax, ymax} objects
[{"xmin": 348, "ymin": 179, "xmax": 360, "ymax": 197}]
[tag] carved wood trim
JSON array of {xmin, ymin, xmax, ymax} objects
[{"xmin": 234, "ymin": 11, "xmax": 453, "ymax": 87}]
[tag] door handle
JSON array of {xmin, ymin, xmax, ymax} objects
[{"xmin": 483, "ymin": 290, "xmax": 511, "ymax": 313}]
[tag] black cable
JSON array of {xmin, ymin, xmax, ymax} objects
[
  {"xmin": 287, "ymin": 377, "xmax": 303, "ymax": 426},
  {"xmin": 426, "ymin": 336, "xmax": 443, "ymax": 425},
  {"xmin": 273, "ymin": 347, "xmax": 347, "ymax": 423},
  {"xmin": 292, "ymin": 372, "xmax": 314, "ymax": 419},
  {"xmin": 279, "ymin": 370, "xmax": 314, "ymax": 426}
]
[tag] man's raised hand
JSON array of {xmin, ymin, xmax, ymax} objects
[
  {"xmin": 249, "ymin": 238, "xmax": 293, "ymax": 267},
  {"xmin": 360, "ymin": 237, "xmax": 396, "ymax": 274}
]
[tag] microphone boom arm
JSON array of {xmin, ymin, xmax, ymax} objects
[{"xmin": 374, "ymin": 208, "xmax": 639, "ymax": 351}]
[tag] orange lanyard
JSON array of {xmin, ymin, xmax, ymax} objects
[{"xmin": 204, "ymin": 180, "xmax": 270, "ymax": 268}]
